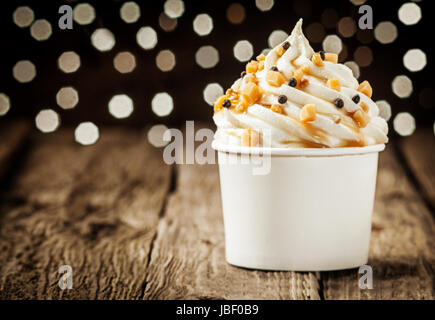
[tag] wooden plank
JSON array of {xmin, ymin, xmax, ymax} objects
[
  {"xmin": 399, "ymin": 128, "xmax": 435, "ymax": 210},
  {"xmin": 144, "ymin": 164, "xmax": 321, "ymax": 300},
  {"xmin": 322, "ymin": 145, "xmax": 435, "ymax": 299},
  {"xmin": 0, "ymin": 128, "xmax": 172, "ymax": 299},
  {"xmin": 0, "ymin": 120, "xmax": 30, "ymax": 180}
]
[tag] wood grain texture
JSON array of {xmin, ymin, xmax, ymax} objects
[
  {"xmin": 322, "ymin": 145, "xmax": 435, "ymax": 299},
  {"xmin": 0, "ymin": 128, "xmax": 172, "ymax": 299},
  {"xmin": 143, "ymin": 164, "xmax": 321, "ymax": 300},
  {"xmin": 1, "ymin": 126, "xmax": 434, "ymax": 300},
  {"xmin": 399, "ymin": 129, "xmax": 435, "ymax": 210},
  {"xmin": 0, "ymin": 121, "xmax": 30, "ymax": 179}
]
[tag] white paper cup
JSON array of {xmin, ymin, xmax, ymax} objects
[{"xmin": 213, "ymin": 141, "xmax": 385, "ymax": 271}]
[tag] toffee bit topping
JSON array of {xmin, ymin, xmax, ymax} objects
[
  {"xmin": 246, "ymin": 60, "xmax": 259, "ymax": 73},
  {"xmin": 299, "ymin": 78, "xmax": 309, "ymax": 89},
  {"xmin": 282, "ymin": 41, "xmax": 290, "ymax": 50},
  {"xmin": 324, "ymin": 53, "xmax": 338, "ymax": 64},
  {"xmin": 357, "ymin": 80, "xmax": 373, "ymax": 98},
  {"xmin": 276, "ymin": 46, "xmax": 285, "ymax": 57},
  {"xmin": 334, "ymin": 98, "xmax": 344, "ymax": 108},
  {"xmin": 270, "ymin": 66, "xmax": 279, "ymax": 71},
  {"xmin": 271, "ymin": 104, "xmax": 284, "ymax": 114},
  {"xmin": 288, "ymin": 77, "xmax": 297, "ymax": 87},
  {"xmin": 352, "ymin": 94, "xmax": 360, "ymax": 104},
  {"xmin": 300, "ymin": 104, "xmax": 316, "ymax": 123},
  {"xmin": 319, "ymin": 50, "xmax": 325, "ymax": 60},
  {"xmin": 353, "ymin": 109, "xmax": 369, "ymax": 128},
  {"xmin": 326, "ymin": 78, "xmax": 341, "ymax": 91},
  {"xmin": 222, "ymin": 99, "xmax": 231, "ymax": 108},
  {"xmin": 258, "ymin": 60, "xmax": 265, "ymax": 71},
  {"xmin": 312, "ymin": 53, "xmax": 324, "ymax": 67},
  {"xmin": 256, "ymin": 54, "xmax": 265, "ymax": 61},
  {"xmin": 278, "ymin": 95, "xmax": 288, "ymax": 104},
  {"xmin": 360, "ymin": 101, "xmax": 369, "ymax": 112},
  {"xmin": 266, "ymin": 70, "xmax": 286, "ymax": 87},
  {"xmin": 333, "ymin": 115, "xmax": 342, "ymax": 124}
]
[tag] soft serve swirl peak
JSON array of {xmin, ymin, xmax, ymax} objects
[{"xmin": 212, "ymin": 19, "xmax": 388, "ymax": 148}]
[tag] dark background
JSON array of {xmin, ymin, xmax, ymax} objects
[{"xmin": 0, "ymin": 0, "xmax": 433, "ymax": 136}]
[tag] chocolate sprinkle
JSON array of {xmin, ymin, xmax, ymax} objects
[
  {"xmin": 288, "ymin": 78, "xmax": 297, "ymax": 87},
  {"xmin": 222, "ymin": 99, "xmax": 231, "ymax": 108},
  {"xmin": 282, "ymin": 41, "xmax": 290, "ymax": 50},
  {"xmin": 270, "ymin": 66, "xmax": 279, "ymax": 71},
  {"xmin": 335, "ymin": 98, "xmax": 344, "ymax": 108},
  {"xmin": 278, "ymin": 95, "xmax": 288, "ymax": 104},
  {"xmin": 319, "ymin": 50, "xmax": 325, "ymax": 60},
  {"xmin": 352, "ymin": 95, "xmax": 360, "ymax": 104}
]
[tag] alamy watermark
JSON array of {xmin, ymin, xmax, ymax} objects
[
  {"xmin": 58, "ymin": 265, "xmax": 73, "ymax": 290},
  {"xmin": 161, "ymin": 121, "xmax": 272, "ymax": 175},
  {"xmin": 358, "ymin": 265, "xmax": 373, "ymax": 290}
]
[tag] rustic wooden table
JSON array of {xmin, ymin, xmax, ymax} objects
[{"xmin": 0, "ymin": 122, "xmax": 434, "ymax": 300}]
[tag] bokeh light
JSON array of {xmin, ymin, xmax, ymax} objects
[
  {"xmin": 374, "ymin": 21, "xmax": 398, "ymax": 44},
  {"xmin": 398, "ymin": 2, "xmax": 422, "ymax": 25},
  {"xmin": 156, "ymin": 50, "xmax": 176, "ymax": 72},
  {"xmin": 321, "ymin": 8, "xmax": 338, "ymax": 29},
  {"xmin": 233, "ymin": 40, "xmax": 253, "ymax": 62},
  {"xmin": 114, "ymin": 51, "xmax": 136, "ymax": 73},
  {"xmin": 58, "ymin": 51, "xmax": 81, "ymax": 73},
  {"xmin": 403, "ymin": 49, "xmax": 426, "ymax": 72},
  {"xmin": 136, "ymin": 26, "xmax": 158, "ymax": 50},
  {"xmin": 35, "ymin": 109, "xmax": 60, "ymax": 133},
  {"xmin": 73, "ymin": 3, "xmax": 95, "ymax": 25},
  {"xmin": 108, "ymin": 94, "xmax": 134, "ymax": 119},
  {"xmin": 164, "ymin": 0, "xmax": 185, "ymax": 19},
  {"xmin": 13, "ymin": 6, "xmax": 34, "ymax": 28},
  {"xmin": 159, "ymin": 12, "xmax": 177, "ymax": 32},
  {"xmin": 354, "ymin": 46, "xmax": 373, "ymax": 67},
  {"xmin": 305, "ymin": 22, "xmax": 325, "ymax": 43},
  {"xmin": 203, "ymin": 83, "xmax": 224, "ymax": 106},
  {"xmin": 120, "ymin": 2, "xmax": 141, "ymax": 23},
  {"xmin": 195, "ymin": 46, "xmax": 219, "ymax": 68},
  {"xmin": 13, "ymin": 60, "xmax": 36, "ymax": 83},
  {"xmin": 148, "ymin": 124, "xmax": 169, "ymax": 147},
  {"xmin": 152, "ymin": 92, "xmax": 174, "ymax": 117},
  {"xmin": 30, "ymin": 19, "xmax": 52, "ymax": 41},
  {"xmin": 268, "ymin": 30, "xmax": 288, "ymax": 48},
  {"xmin": 75, "ymin": 122, "xmax": 99, "ymax": 145},
  {"xmin": 255, "ymin": 0, "xmax": 274, "ymax": 11},
  {"xmin": 322, "ymin": 35, "xmax": 342, "ymax": 54},
  {"xmin": 56, "ymin": 87, "xmax": 79, "ymax": 110},
  {"xmin": 392, "ymin": 75, "xmax": 413, "ymax": 98},
  {"xmin": 0, "ymin": 93, "xmax": 10, "ymax": 116},
  {"xmin": 227, "ymin": 3, "xmax": 246, "ymax": 24},
  {"xmin": 338, "ymin": 17, "xmax": 356, "ymax": 38},
  {"xmin": 350, "ymin": 0, "xmax": 367, "ymax": 5},
  {"xmin": 393, "ymin": 112, "xmax": 416, "ymax": 136},
  {"xmin": 344, "ymin": 61, "xmax": 360, "ymax": 79},
  {"xmin": 376, "ymin": 100, "xmax": 392, "ymax": 121},
  {"xmin": 91, "ymin": 28, "xmax": 115, "ymax": 52},
  {"xmin": 193, "ymin": 14, "xmax": 213, "ymax": 36}
]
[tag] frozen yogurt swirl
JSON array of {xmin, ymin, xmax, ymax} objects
[{"xmin": 212, "ymin": 19, "xmax": 388, "ymax": 148}]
